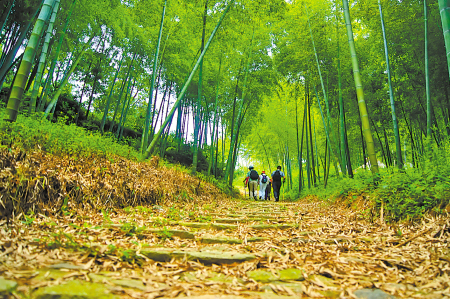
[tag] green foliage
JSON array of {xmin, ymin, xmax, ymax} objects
[
  {"xmin": 0, "ymin": 110, "xmax": 141, "ymax": 160},
  {"xmin": 120, "ymin": 221, "xmax": 146, "ymax": 237},
  {"xmin": 300, "ymin": 144, "xmax": 450, "ymax": 222},
  {"xmin": 156, "ymin": 227, "xmax": 173, "ymax": 241},
  {"xmin": 101, "ymin": 209, "xmax": 112, "ymax": 226},
  {"xmin": 22, "ymin": 211, "xmax": 35, "ymax": 226}
]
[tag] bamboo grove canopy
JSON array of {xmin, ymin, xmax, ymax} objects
[{"xmin": 1, "ymin": 0, "xmax": 450, "ymax": 189}]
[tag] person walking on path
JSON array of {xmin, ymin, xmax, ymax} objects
[
  {"xmin": 271, "ymin": 166, "xmax": 286, "ymax": 202},
  {"xmin": 246, "ymin": 165, "xmax": 259, "ymax": 200},
  {"xmin": 259, "ymin": 171, "xmax": 269, "ymax": 200},
  {"xmin": 243, "ymin": 176, "xmax": 250, "ymax": 198},
  {"xmin": 265, "ymin": 179, "xmax": 272, "ymax": 201}
]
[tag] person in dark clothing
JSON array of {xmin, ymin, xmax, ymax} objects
[
  {"xmin": 271, "ymin": 166, "xmax": 286, "ymax": 202},
  {"xmin": 265, "ymin": 180, "xmax": 272, "ymax": 201}
]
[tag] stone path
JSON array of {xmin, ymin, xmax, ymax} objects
[{"xmin": 0, "ymin": 198, "xmax": 449, "ymax": 298}]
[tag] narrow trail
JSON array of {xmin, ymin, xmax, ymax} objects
[{"xmin": 0, "ymin": 198, "xmax": 448, "ymax": 298}]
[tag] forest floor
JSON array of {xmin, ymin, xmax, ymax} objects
[{"xmin": 0, "ymin": 196, "xmax": 449, "ymax": 299}]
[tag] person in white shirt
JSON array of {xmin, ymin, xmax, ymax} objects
[{"xmin": 259, "ymin": 171, "xmax": 269, "ymax": 200}]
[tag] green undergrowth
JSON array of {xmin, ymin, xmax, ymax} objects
[
  {"xmin": 300, "ymin": 146, "xmax": 450, "ymax": 222},
  {"xmin": 0, "ymin": 111, "xmax": 236, "ymax": 208},
  {"xmin": 0, "ymin": 111, "xmax": 141, "ymax": 160}
]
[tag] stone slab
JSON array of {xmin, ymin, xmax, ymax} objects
[
  {"xmin": 178, "ymin": 222, "xmax": 210, "ymax": 229},
  {"xmin": 214, "ymin": 218, "xmax": 247, "ymax": 224},
  {"xmin": 0, "ymin": 278, "xmax": 17, "ymax": 295},
  {"xmin": 199, "ymin": 236, "xmax": 243, "ymax": 245},
  {"xmin": 247, "ymin": 237, "xmax": 268, "ymax": 242},
  {"xmin": 147, "ymin": 229, "xmax": 195, "ymax": 239},
  {"xmin": 278, "ymin": 268, "xmax": 305, "ymax": 281},
  {"xmin": 140, "ymin": 248, "xmax": 255, "ymax": 265},
  {"xmin": 354, "ymin": 288, "xmax": 397, "ymax": 299},
  {"xmin": 111, "ymin": 279, "xmax": 146, "ymax": 291},
  {"xmin": 211, "ymin": 223, "xmax": 238, "ymax": 230},
  {"xmin": 246, "ymin": 270, "xmax": 278, "ymax": 282},
  {"xmin": 249, "ymin": 224, "xmax": 296, "ymax": 230},
  {"xmin": 33, "ymin": 280, "xmax": 118, "ymax": 299}
]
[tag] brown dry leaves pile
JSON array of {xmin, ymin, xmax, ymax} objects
[{"xmin": 0, "ymin": 146, "xmax": 223, "ymax": 218}]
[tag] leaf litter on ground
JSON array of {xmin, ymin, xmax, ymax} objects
[{"xmin": 0, "ymin": 146, "xmax": 449, "ymax": 298}]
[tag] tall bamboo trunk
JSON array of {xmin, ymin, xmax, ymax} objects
[
  {"xmin": 100, "ymin": 54, "xmax": 124, "ymax": 133},
  {"xmin": 307, "ymin": 90, "xmax": 316, "ymax": 185},
  {"xmin": 425, "ymin": 0, "xmax": 432, "ymax": 146},
  {"xmin": 110, "ymin": 53, "xmax": 136, "ymax": 131},
  {"xmin": 306, "ymin": 4, "xmax": 342, "ymax": 172},
  {"xmin": 0, "ymin": 0, "xmax": 15, "ymax": 39},
  {"xmin": 295, "ymin": 83, "xmax": 302, "ymax": 192},
  {"xmin": 208, "ymin": 56, "xmax": 222, "ymax": 175},
  {"xmin": 225, "ymin": 30, "xmax": 254, "ymax": 185},
  {"xmin": 192, "ymin": 0, "xmax": 208, "ymax": 175},
  {"xmin": 342, "ymin": 0, "xmax": 379, "ymax": 174},
  {"xmin": 141, "ymin": 0, "xmax": 166, "ymax": 153},
  {"xmin": 144, "ymin": 2, "xmax": 233, "ymax": 159},
  {"xmin": 439, "ymin": 0, "xmax": 450, "ymax": 80},
  {"xmin": 0, "ymin": 1, "xmax": 41, "ymax": 90},
  {"xmin": 116, "ymin": 74, "xmax": 133, "ymax": 138},
  {"xmin": 343, "ymin": 108, "xmax": 354, "ymax": 177},
  {"xmin": 305, "ymin": 88, "xmax": 311, "ymax": 189},
  {"xmin": 43, "ymin": 35, "xmax": 94, "ymax": 118},
  {"xmin": 337, "ymin": 24, "xmax": 347, "ymax": 175},
  {"xmin": 5, "ymin": 0, "xmax": 54, "ymax": 122},
  {"xmin": 29, "ymin": 0, "xmax": 61, "ymax": 113},
  {"xmin": 37, "ymin": 0, "xmax": 77, "ymax": 112},
  {"xmin": 378, "ymin": 0, "xmax": 402, "ymax": 169}
]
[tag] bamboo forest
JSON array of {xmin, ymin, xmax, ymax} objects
[{"xmin": 0, "ymin": 0, "xmax": 450, "ymax": 298}]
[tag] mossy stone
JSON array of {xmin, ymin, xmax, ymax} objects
[
  {"xmin": 277, "ymin": 224, "xmax": 297, "ymax": 229},
  {"xmin": 210, "ymin": 223, "xmax": 238, "ymax": 230},
  {"xmin": 88, "ymin": 273, "xmax": 108, "ymax": 283},
  {"xmin": 178, "ymin": 222, "xmax": 210, "ymax": 229},
  {"xmin": 214, "ymin": 218, "xmax": 246, "ymax": 224},
  {"xmin": 141, "ymin": 248, "xmax": 255, "ymax": 264},
  {"xmin": 207, "ymin": 272, "xmax": 240, "ymax": 284},
  {"xmin": 249, "ymin": 224, "xmax": 278, "ymax": 230},
  {"xmin": 353, "ymin": 288, "xmax": 396, "ymax": 299},
  {"xmin": 147, "ymin": 229, "xmax": 195, "ymax": 239},
  {"xmin": 111, "ymin": 279, "xmax": 145, "ymax": 291},
  {"xmin": 0, "ymin": 278, "xmax": 17, "ymax": 295},
  {"xmin": 33, "ymin": 280, "xmax": 117, "ymax": 299},
  {"xmin": 278, "ymin": 268, "xmax": 305, "ymax": 281},
  {"xmin": 318, "ymin": 290, "xmax": 342, "ymax": 298},
  {"xmin": 140, "ymin": 248, "xmax": 174, "ymax": 262},
  {"xmin": 32, "ymin": 269, "xmax": 68, "ymax": 282},
  {"xmin": 246, "ymin": 270, "xmax": 278, "ymax": 283},
  {"xmin": 260, "ymin": 281, "xmax": 305, "ymax": 294},
  {"xmin": 199, "ymin": 236, "xmax": 243, "ymax": 245},
  {"xmin": 247, "ymin": 237, "xmax": 267, "ymax": 242},
  {"xmin": 309, "ymin": 274, "xmax": 338, "ymax": 287},
  {"xmin": 226, "ymin": 214, "xmax": 245, "ymax": 218},
  {"xmin": 185, "ymin": 251, "xmax": 255, "ymax": 265}
]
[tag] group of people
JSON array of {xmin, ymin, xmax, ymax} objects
[{"xmin": 244, "ymin": 165, "xmax": 286, "ymax": 201}]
